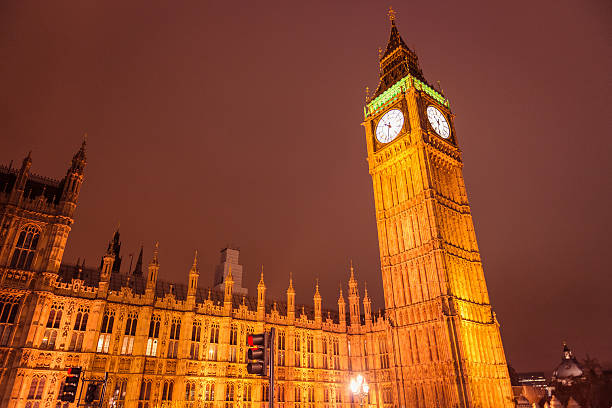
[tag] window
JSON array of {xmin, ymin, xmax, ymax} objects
[
  {"xmin": 277, "ymin": 384, "xmax": 285, "ymax": 403},
  {"xmin": 145, "ymin": 315, "xmax": 160, "ymax": 356},
  {"xmin": 97, "ymin": 310, "xmax": 114, "ymax": 353},
  {"xmin": 161, "ymin": 381, "xmax": 174, "ymax": 401},
  {"xmin": 167, "ymin": 318, "xmax": 180, "ymax": 358},
  {"xmin": 138, "ymin": 380, "xmax": 152, "ymax": 408},
  {"xmin": 69, "ymin": 306, "xmax": 88, "ymax": 352},
  {"xmin": 10, "ymin": 225, "xmax": 40, "ymax": 270},
  {"xmin": 46, "ymin": 304, "xmax": 63, "ymax": 328},
  {"xmin": 306, "ymin": 334, "xmax": 314, "ymax": 368},
  {"xmin": 332, "ymin": 338, "xmax": 340, "ymax": 370},
  {"xmin": 0, "ymin": 295, "xmax": 21, "ymax": 346},
  {"xmin": 185, "ymin": 382, "xmax": 196, "ymax": 407},
  {"xmin": 379, "ymin": 336, "xmax": 389, "ymax": 369},
  {"xmin": 40, "ymin": 329, "xmax": 57, "ymax": 350},
  {"xmin": 364, "ymin": 339, "xmax": 369, "ymax": 370},
  {"xmin": 204, "ymin": 382, "xmax": 215, "ymax": 407},
  {"xmin": 112, "ymin": 379, "xmax": 127, "ymax": 408},
  {"xmin": 294, "ymin": 333, "xmax": 301, "ymax": 367},
  {"xmin": 243, "ymin": 383, "xmax": 252, "ymax": 403},
  {"xmin": 262, "ymin": 383, "xmax": 269, "ymax": 402},
  {"xmin": 322, "ymin": 338, "xmax": 329, "ymax": 369},
  {"xmin": 190, "ymin": 321, "xmax": 201, "ymax": 360},
  {"xmin": 383, "ymin": 386, "xmax": 393, "ymax": 404},
  {"xmin": 277, "ymin": 330, "xmax": 285, "ymax": 366},
  {"xmin": 225, "ymin": 383, "xmax": 235, "ymax": 407},
  {"xmin": 121, "ymin": 312, "xmax": 137, "ymax": 355},
  {"xmin": 307, "ymin": 387, "xmax": 315, "ymax": 407},
  {"xmin": 229, "ymin": 324, "xmax": 238, "ymax": 362},
  {"xmin": 208, "ymin": 323, "xmax": 219, "ymax": 361},
  {"xmin": 27, "ymin": 376, "xmax": 45, "ymax": 401}
]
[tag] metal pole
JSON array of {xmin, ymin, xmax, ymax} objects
[
  {"xmin": 97, "ymin": 372, "xmax": 108, "ymax": 408},
  {"xmin": 269, "ymin": 327, "xmax": 275, "ymax": 408}
]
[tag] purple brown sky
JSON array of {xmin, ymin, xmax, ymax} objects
[{"xmin": 1, "ymin": 0, "xmax": 611, "ymax": 372}]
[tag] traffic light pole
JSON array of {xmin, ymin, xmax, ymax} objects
[
  {"xmin": 97, "ymin": 372, "xmax": 108, "ymax": 408},
  {"xmin": 269, "ymin": 327, "xmax": 275, "ymax": 408}
]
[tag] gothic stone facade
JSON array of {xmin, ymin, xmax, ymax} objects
[{"xmin": 0, "ymin": 15, "xmax": 513, "ymax": 408}]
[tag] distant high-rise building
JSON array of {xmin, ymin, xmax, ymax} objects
[{"xmin": 213, "ymin": 247, "xmax": 247, "ymax": 296}]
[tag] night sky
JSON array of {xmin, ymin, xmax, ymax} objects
[{"xmin": 1, "ymin": 1, "xmax": 610, "ymax": 373}]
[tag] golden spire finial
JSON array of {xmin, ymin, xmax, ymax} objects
[
  {"xmin": 258, "ymin": 265, "xmax": 265, "ymax": 286},
  {"xmin": 365, "ymin": 86, "xmax": 370, "ymax": 102},
  {"xmin": 151, "ymin": 241, "xmax": 159, "ymax": 265},
  {"xmin": 314, "ymin": 278, "xmax": 320, "ymax": 296},
  {"xmin": 227, "ymin": 265, "xmax": 233, "ymax": 280},
  {"xmin": 388, "ymin": 6, "xmax": 396, "ymax": 22},
  {"xmin": 289, "ymin": 271, "xmax": 294, "ymax": 289},
  {"xmin": 191, "ymin": 250, "xmax": 198, "ymax": 269}
]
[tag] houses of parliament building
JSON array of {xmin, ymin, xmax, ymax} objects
[{"xmin": 0, "ymin": 13, "xmax": 514, "ymax": 408}]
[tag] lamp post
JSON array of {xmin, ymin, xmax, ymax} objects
[{"xmin": 349, "ymin": 374, "xmax": 370, "ymax": 407}]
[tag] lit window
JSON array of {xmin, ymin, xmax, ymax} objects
[{"xmin": 10, "ymin": 225, "xmax": 40, "ymax": 270}]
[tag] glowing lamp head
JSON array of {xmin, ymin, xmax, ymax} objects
[{"xmin": 350, "ymin": 379, "xmax": 358, "ymax": 394}]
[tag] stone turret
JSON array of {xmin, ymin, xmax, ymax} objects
[
  {"xmin": 338, "ymin": 287, "xmax": 346, "ymax": 328},
  {"xmin": 363, "ymin": 282, "xmax": 372, "ymax": 325},
  {"xmin": 146, "ymin": 242, "xmax": 159, "ymax": 298},
  {"xmin": 314, "ymin": 279, "xmax": 322, "ymax": 324},
  {"xmin": 348, "ymin": 262, "xmax": 361, "ymax": 326},
  {"xmin": 98, "ymin": 240, "xmax": 114, "ymax": 298},
  {"xmin": 60, "ymin": 138, "xmax": 86, "ymax": 214},
  {"xmin": 224, "ymin": 266, "xmax": 234, "ymax": 314},
  {"xmin": 257, "ymin": 267, "xmax": 266, "ymax": 320},
  {"xmin": 287, "ymin": 273, "xmax": 295, "ymax": 322},
  {"xmin": 187, "ymin": 250, "xmax": 199, "ymax": 304}
]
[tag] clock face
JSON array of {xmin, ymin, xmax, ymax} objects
[
  {"xmin": 375, "ymin": 109, "xmax": 404, "ymax": 144},
  {"xmin": 426, "ymin": 106, "xmax": 451, "ymax": 138}
]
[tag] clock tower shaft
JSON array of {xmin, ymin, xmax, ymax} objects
[{"xmin": 363, "ymin": 16, "xmax": 514, "ymax": 408}]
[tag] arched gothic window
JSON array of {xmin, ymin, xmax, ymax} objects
[
  {"xmin": 146, "ymin": 315, "xmax": 160, "ymax": 356},
  {"xmin": 0, "ymin": 295, "xmax": 21, "ymax": 346},
  {"xmin": 10, "ymin": 225, "xmax": 40, "ymax": 270}
]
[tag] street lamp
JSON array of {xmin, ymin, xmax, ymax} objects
[{"xmin": 349, "ymin": 374, "xmax": 369, "ymax": 407}]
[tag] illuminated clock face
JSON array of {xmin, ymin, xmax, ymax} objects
[
  {"xmin": 375, "ymin": 109, "xmax": 404, "ymax": 143},
  {"xmin": 426, "ymin": 106, "xmax": 451, "ymax": 138}
]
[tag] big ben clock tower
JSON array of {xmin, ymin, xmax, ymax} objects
[{"xmin": 364, "ymin": 11, "xmax": 514, "ymax": 408}]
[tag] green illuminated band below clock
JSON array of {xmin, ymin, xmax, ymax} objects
[{"xmin": 375, "ymin": 109, "xmax": 404, "ymax": 143}]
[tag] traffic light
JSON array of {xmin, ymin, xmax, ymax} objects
[
  {"xmin": 246, "ymin": 333, "xmax": 267, "ymax": 376},
  {"xmin": 84, "ymin": 383, "xmax": 99, "ymax": 404},
  {"xmin": 60, "ymin": 367, "xmax": 81, "ymax": 402}
]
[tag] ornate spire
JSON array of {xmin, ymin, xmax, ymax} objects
[
  {"xmin": 70, "ymin": 135, "xmax": 87, "ymax": 173},
  {"xmin": 227, "ymin": 265, "xmax": 233, "ymax": 281},
  {"xmin": 314, "ymin": 278, "xmax": 321, "ymax": 297},
  {"xmin": 374, "ymin": 9, "xmax": 426, "ymax": 97},
  {"xmin": 349, "ymin": 259, "xmax": 356, "ymax": 281},
  {"xmin": 258, "ymin": 265, "xmax": 265, "ymax": 286},
  {"xmin": 150, "ymin": 242, "xmax": 159, "ymax": 266},
  {"xmin": 191, "ymin": 250, "xmax": 199, "ymax": 270},
  {"xmin": 388, "ymin": 6, "xmax": 396, "ymax": 22},
  {"xmin": 287, "ymin": 272, "xmax": 295, "ymax": 293},
  {"xmin": 364, "ymin": 281, "xmax": 370, "ymax": 299},
  {"xmin": 338, "ymin": 286, "xmax": 345, "ymax": 303}
]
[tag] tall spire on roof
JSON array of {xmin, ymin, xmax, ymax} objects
[{"xmin": 374, "ymin": 8, "xmax": 426, "ymax": 97}]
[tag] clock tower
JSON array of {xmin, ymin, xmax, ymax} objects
[{"xmin": 363, "ymin": 12, "xmax": 514, "ymax": 408}]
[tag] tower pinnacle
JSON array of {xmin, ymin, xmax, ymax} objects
[{"xmin": 388, "ymin": 6, "xmax": 396, "ymax": 22}]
